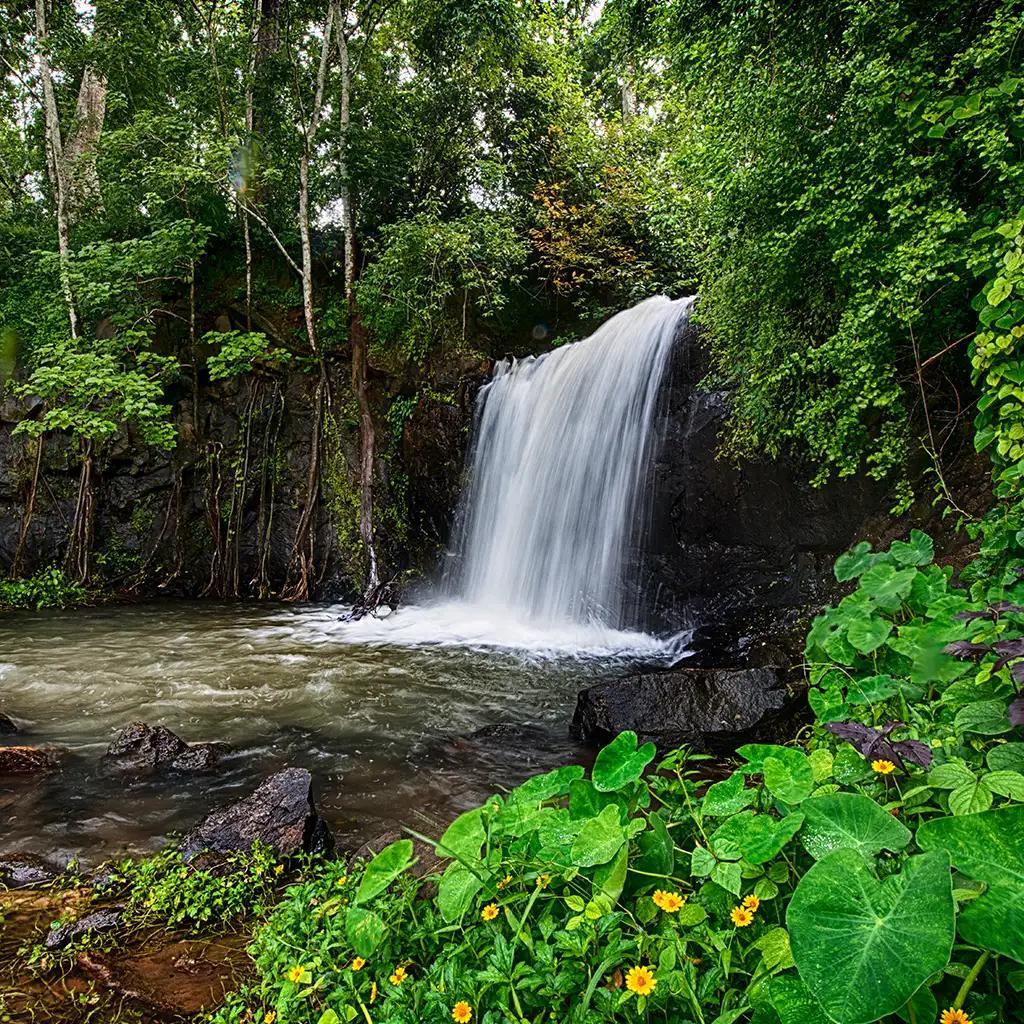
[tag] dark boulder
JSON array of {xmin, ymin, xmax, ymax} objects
[
  {"xmin": 44, "ymin": 907, "xmax": 124, "ymax": 951},
  {"xmin": 0, "ymin": 745, "xmax": 58, "ymax": 776},
  {"xmin": 0, "ymin": 713, "xmax": 18, "ymax": 734},
  {"xmin": 0, "ymin": 853, "xmax": 62, "ymax": 887},
  {"xmin": 178, "ymin": 768, "xmax": 333, "ymax": 862},
  {"xmin": 104, "ymin": 723, "xmax": 228, "ymax": 773},
  {"xmin": 571, "ymin": 667, "xmax": 790, "ymax": 754}
]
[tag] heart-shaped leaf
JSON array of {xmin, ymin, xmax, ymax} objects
[
  {"xmin": 800, "ymin": 792, "xmax": 911, "ymax": 860},
  {"xmin": 787, "ymin": 850, "xmax": 954, "ymax": 1024},
  {"xmin": 591, "ymin": 731, "xmax": 656, "ymax": 792},
  {"xmin": 570, "ymin": 804, "xmax": 626, "ymax": 866},
  {"xmin": 918, "ymin": 805, "xmax": 1024, "ymax": 962},
  {"xmin": 355, "ymin": 839, "xmax": 414, "ymax": 905},
  {"xmin": 346, "ymin": 906, "xmax": 386, "ymax": 957}
]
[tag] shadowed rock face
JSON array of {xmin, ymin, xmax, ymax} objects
[
  {"xmin": 0, "ymin": 713, "xmax": 18, "ymax": 734},
  {"xmin": 104, "ymin": 721, "xmax": 228, "ymax": 774},
  {"xmin": 571, "ymin": 667, "xmax": 790, "ymax": 754},
  {"xmin": 179, "ymin": 767, "xmax": 334, "ymax": 862}
]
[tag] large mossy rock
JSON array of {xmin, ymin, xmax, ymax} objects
[
  {"xmin": 179, "ymin": 768, "xmax": 333, "ymax": 862},
  {"xmin": 571, "ymin": 666, "xmax": 788, "ymax": 753}
]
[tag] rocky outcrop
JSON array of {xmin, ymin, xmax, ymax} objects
[
  {"xmin": 571, "ymin": 667, "xmax": 790, "ymax": 753},
  {"xmin": 44, "ymin": 907, "xmax": 124, "ymax": 951},
  {"xmin": 103, "ymin": 722, "xmax": 227, "ymax": 773},
  {"xmin": 0, "ymin": 745, "xmax": 58, "ymax": 776},
  {"xmin": 0, "ymin": 854, "xmax": 62, "ymax": 888},
  {"xmin": 179, "ymin": 767, "xmax": 333, "ymax": 862}
]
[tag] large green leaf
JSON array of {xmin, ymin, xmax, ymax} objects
[
  {"xmin": 436, "ymin": 808, "xmax": 485, "ymax": 861},
  {"xmin": 787, "ymin": 850, "xmax": 954, "ymax": 1024},
  {"xmin": 570, "ymin": 804, "xmax": 626, "ymax": 866},
  {"xmin": 703, "ymin": 770, "xmax": 754, "ymax": 817},
  {"xmin": 591, "ymin": 731, "xmax": 656, "ymax": 792},
  {"xmin": 763, "ymin": 974, "xmax": 833, "ymax": 1024},
  {"xmin": 510, "ymin": 764, "xmax": 585, "ymax": 804},
  {"xmin": 712, "ymin": 811, "xmax": 804, "ymax": 864},
  {"xmin": 889, "ymin": 530, "xmax": 934, "ymax": 567},
  {"xmin": 858, "ymin": 563, "xmax": 918, "ymax": 612},
  {"xmin": 354, "ymin": 839, "xmax": 414, "ymax": 905},
  {"xmin": 437, "ymin": 862, "xmax": 484, "ymax": 923},
  {"xmin": 955, "ymin": 700, "xmax": 1013, "ymax": 736},
  {"xmin": 917, "ymin": 805, "xmax": 1024, "ymax": 962},
  {"xmin": 800, "ymin": 793, "xmax": 912, "ymax": 861},
  {"xmin": 763, "ymin": 754, "xmax": 814, "ymax": 804},
  {"xmin": 346, "ymin": 906, "xmax": 386, "ymax": 958}
]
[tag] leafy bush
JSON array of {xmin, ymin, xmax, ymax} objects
[{"xmin": 0, "ymin": 567, "xmax": 88, "ymax": 610}]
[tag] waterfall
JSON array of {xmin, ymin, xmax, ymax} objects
[
  {"xmin": 341, "ymin": 295, "xmax": 693, "ymax": 655},
  {"xmin": 447, "ymin": 295, "xmax": 693, "ymax": 628}
]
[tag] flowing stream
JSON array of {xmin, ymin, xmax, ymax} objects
[{"xmin": 0, "ymin": 296, "xmax": 691, "ymax": 865}]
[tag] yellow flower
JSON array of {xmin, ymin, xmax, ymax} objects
[
  {"xmin": 497, "ymin": 874, "xmax": 512, "ymax": 890},
  {"xmin": 940, "ymin": 1010, "xmax": 973, "ymax": 1024},
  {"xmin": 286, "ymin": 964, "xmax": 304, "ymax": 983},
  {"xmin": 742, "ymin": 894, "xmax": 761, "ymax": 913},
  {"xmin": 335, "ymin": 875, "xmax": 348, "ymax": 887},
  {"xmin": 730, "ymin": 906, "xmax": 754, "ymax": 927},
  {"xmin": 351, "ymin": 957, "xmax": 366, "ymax": 971},
  {"xmin": 652, "ymin": 889, "xmax": 686, "ymax": 913},
  {"xmin": 452, "ymin": 1001, "xmax": 473, "ymax": 1023},
  {"xmin": 389, "ymin": 966, "xmax": 408, "ymax": 984},
  {"xmin": 481, "ymin": 903, "xmax": 499, "ymax": 921},
  {"xmin": 274, "ymin": 864, "xmax": 284, "ymax": 876},
  {"xmin": 370, "ymin": 981, "xmax": 378, "ymax": 1004},
  {"xmin": 625, "ymin": 965, "xmax": 656, "ymax": 996},
  {"xmin": 872, "ymin": 759, "xmax": 896, "ymax": 775},
  {"xmin": 535, "ymin": 873, "xmax": 551, "ymax": 889},
  {"xmin": 264, "ymin": 1014, "xmax": 276, "ymax": 1024}
]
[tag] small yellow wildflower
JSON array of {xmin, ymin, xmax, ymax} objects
[
  {"xmin": 264, "ymin": 1014, "xmax": 276, "ymax": 1024},
  {"xmin": 652, "ymin": 889, "xmax": 686, "ymax": 913},
  {"xmin": 351, "ymin": 957, "xmax": 366, "ymax": 971},
  {"xmin": 452, "ymin": 1001, "xmax": 473, "ymax": 1023},
  {"xmin": 335, "ymin": 875, "xmax": 348, "ymax": 887},
  {"xmin": 274, "ymin": 864, "xmax": 285, "ymax": 876},
  {"xmin": 535, "ymin": 873, "xmax": 551, "ymax": 889},
  {"xmin": 742, "ymin": 894, "xmax": 761, "ymax": 913},
  {"xmin": 286, "ymin": 965, "xmax": 304, "ymax": 983},
  {"xmin": 389, "ymin": 966, "xmax": 408, "ymax": 984},
  {"xmin": 370, "ymin": 981, "xmax": 377, "ymax": 1004},
  {"xmin": 481, "ymin": 903, "xmax": 499, "ymax": 921},
  {"xmin": 730, "ymin": 906, "xmax": 754, "ymax": 927},
  {"xmin": 940, "ymin": 1010, "xmax": 973, "ymax": 1024},
  {"xmin": 872, "ymin": 759, "xmax": 896, "ymax": 775},
  {"xmin": 496, "ymin": 873, "xmax": 512, "ymax": 890},
  {"xmin": 625, "ymin": 965, "xmax": 656, "ymax": 996}
]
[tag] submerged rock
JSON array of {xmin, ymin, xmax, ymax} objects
[
  {"xmin": 571, "ymin": 667, "xmax": 789, "ymax": 753},
  {"xmin": 0, "ymin": 854, "xmax": 62, "ymax": 888},
  {"xmin": 104, "ymin": 722, "xmax": 227, "ymax": 773},
  {"xmin": 179, "ymin": 767, "xmax": 334, "ymax": 863},
  {"xmin": 0, "ymin": 713, "xmax": 18, "ymax": 735},
  {"xmin": 0, "ymin": 745, "xmax": 59, "ymax": 776},
  {"xmin": 44, "ymin": 907, "xmax": 124, "ymax": 950}
]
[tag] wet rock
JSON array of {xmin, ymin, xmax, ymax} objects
[
  {"xmin": 0, "ymin": 854, "xmax": 62, "ymax": 888},
  {"xmin": 104, "ymin": 722, "xmax": 229, "ymax": 773},
  {"xmin": 0, "ymin": 713, "xmax": 18, "ymax": 734},
  {"xmin": 179, "ymin": 767, "xmax": 334, "ymax": 862},
  {"xmin": 0, "ymin": 745, "xmax": 58, "ymax": 776},
  {"xmin": 571, "ymin": 667, "xmax": 789, "ymax": 754},
  {"xmin": 44, "ymin": 907, "xmax": 124, "ymax": 951}
]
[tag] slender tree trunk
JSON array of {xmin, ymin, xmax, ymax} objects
[
  {"xmin": 337, "ymin": 11, "xmax": 380, "ymax": 599},
  {"xmin": 65, "ymin": 439, "xmax": 96, "ymax": 584},
  {"xmin": 12, "ymin": 436, "xmax": 44, "ymax": 578},
  {"xmin": 35, "ymin": 0, "xmax": 79, "ymax": 340}
]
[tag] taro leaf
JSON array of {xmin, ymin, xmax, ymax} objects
[
  {"xmin": 1010, "ymin": 695, "xmax": 1024, "ymax": 727},
  {"xmin": 834, "ymin": 541, "xmax": 879, "ymax": 582},
  {"xmin": 955, "ymin": 700, "xmax": 1013, "ymax": 736},
  {"xmin": 632, "ymin": 809, "xmax": 673, "ymax": 878},
  {"xmin": 858, "ymin": 564, "xmax": 918, "ymax": 612},
  {"xmin": 592, "ymin": 843, "xmax": 628, "ymax": 902},
  {"xmin": 436, "ymin": 808, "xmax": 485, "ymax": 861},
  {"xmin": 346, "ymin": 906, "xmax": 386, "ymax": 957},
  {"xmin": 846, "ymin": 615, "xmax": 893, "ymax": 654},
  {"xmin": 944, "ymin": 640, "xmax": 994, "ymax": 660},
  {"xmin": 763, "ymin": 974, "xmax": 833, "ymax": 1024},
  {"xmin": 437, "ymin": 861, "xmax": 484, "ymax": 923},
  {"xmin": 787, "ymin": 850, "xmax": 954, "ymax": 1024},
  {"xmin": 570, "ymin": 804, "xmax": 626, "ymax": 867},
  {"xmin": 354, "ymin": 839, "xmax": 414, "ymax": 905},
  {"xmin": 918, "ymin": 805, "xmax": 1024, "ymax": 962},
  {"xmin": 823, "ymin": 720, "xmax": 932, "ymax": 769},
  {"xmin": 889, "ymin": 530, "xmax": 934, "ymax": 568},
  {"xmin": 846, "ymin": 674, "xmax": 905, "ymax": 704},
  {"xmin": 510, "ymin": 764, "xmax": 585, "ymax": 804},
  {"xmin": 763, "ymin": 754, "xmax": 815, "ymax": 805},
  {"xmin": 712, "ymin": 811, "xmax": 805, "ymax": 864},
  {"xmin": 702, "ymin": 770, "xmax": 754, "ymax": 817},
  {"xmin": 591, "ymin": 731, "xmax": 656, "ymax": 792},
  {"xmin": 986, "ymin": 742, "xmax": 1024, "ymax": 772},
  {"xmin": 895, "ymin": 985, "xmax": 937, "ymax": 1024},
  {"xmin": 800, "ymin": 793, "xmax": 912, "ymax": 861},
  {"xmin": 568, "ymin": 778, "xmax": 625, "ymax": 821}
]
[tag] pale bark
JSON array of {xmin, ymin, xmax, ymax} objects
[{"xmin": 64, "ymin": 65, "xmax": 107, "ymax": 219}]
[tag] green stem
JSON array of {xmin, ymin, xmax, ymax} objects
[{"xmin": 954, "ymin": 950, "xmax": 990, "ymax": 1010}]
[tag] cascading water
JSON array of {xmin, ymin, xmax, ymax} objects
[{"xmin": 342, "ymin": 295, "xmax": 694, "ymax": 656}]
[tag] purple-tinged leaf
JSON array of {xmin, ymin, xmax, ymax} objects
[
  {"xmin": 954, "ymin": 602, "xmax": 1024, "ymax": 622},
  {"xmin": 993, "ymin": 637, "xmax": 1024, "ymax": 671},
  {"xmin": 823, "ymin": 720, "xmax": 931, "ymax": 770},
  {"xmin": 1012, "ymin": 662, "xmax": 1024, "ymax": 685},
  {"xmin": 891, "ymin": 738, "xmax": 933, "ymax": 769},
  {"xmin": 944, "ymin": 640, "xmax": 993, "ymax": 660},
  {"xmin": 1010, "ymin": 696, "xmax": 1024, "ymax": 728}
]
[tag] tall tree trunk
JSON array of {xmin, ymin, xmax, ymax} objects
[
  {"xmin": 64, "ymin": 65, "xmax": 107, "ymax": 220},
  {"xmin": 337, "ymin": 10, "xmax": 380, "ymax": 600},
  {"xmin": 35, "ymin": 0, "xmax": 79, "ymax": 340},
  {"xmin": 12, "ymin": 436, "xmax": 44, "ymax": 578}
]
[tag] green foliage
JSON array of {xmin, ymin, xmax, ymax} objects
[
  {"xmin": 0, "ymin": 566, "xmax": 88, "ymax": 610},
  {"xmin": 205, "ymin": 330, "xmax": 291, "ymax": 381}
]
